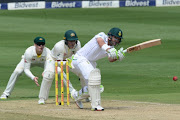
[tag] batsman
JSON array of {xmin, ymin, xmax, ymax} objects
[{"xmin": 71, "ymin": 27, "xmax": 125, "ymax": 111}]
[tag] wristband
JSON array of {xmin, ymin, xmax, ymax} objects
[{"xmin": 101, "ymin": 44, "xmax": 110, "ymax": 51}]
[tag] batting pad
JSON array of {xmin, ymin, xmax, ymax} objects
[{"xmin": 88, "ymin": 68, "xmax": 101, "ymax": 109}]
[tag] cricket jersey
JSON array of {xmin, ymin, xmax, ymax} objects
[
  {"xmin": 77, "ymin": 32, "xmax": 113, "ymax": 62},
  {"xmin": 51, "ymin": 40, "xmax": 81, "ymax": 61},
  {"xmin": 24, "ymin": 46, "xmax": 51, "ymax": 80}
]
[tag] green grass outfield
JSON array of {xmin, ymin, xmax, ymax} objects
[{"xmin": 0, "ymin": 6, "xmax": 180, "ymax": 104}]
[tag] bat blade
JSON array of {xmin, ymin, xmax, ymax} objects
[{"xmin": 125, "ymin": 39, "xmax": 161, "ymax": 53}]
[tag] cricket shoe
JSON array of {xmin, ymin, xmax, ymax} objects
[
  {"xmin": 0, "ymin": 93, "xmax": 8, "ymax": 99},
  {"xmin": 91, "ymin": 105, "xmax": 104, "ymax": 111},
  {"xmin": 71, "ymin": 90, "xmax": 83, "ymax": 109},
  {"xmin": 38, "ymin": 98, "xmax": 45, "ymax": 105}
]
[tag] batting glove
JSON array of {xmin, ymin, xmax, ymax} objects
[
  {"xmin": 107, "ymin": 48, "xmax": 118, "ymax": 59},
  {"xmin": 117, "ymin": 47, "xmax": 125, "ymax": 61}
]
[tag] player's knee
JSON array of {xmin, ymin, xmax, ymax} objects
[
  {"xmin": 88, "ymin": 68, "xmax": 101, "ymax": 85},
  {"xmin": 43, "ymin": 71, "xmax": 54, "ymax": 80}
]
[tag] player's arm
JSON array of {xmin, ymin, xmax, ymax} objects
[
  {"xmin": 24, "ymin": 51, "xmax": 39, "ymax": 86},
  {"xmin": 52, "ymin": 43, "xmax": 65, "ymax": 66},
  {"xmin": 96, "ymin": 37, "xmax": 119, "ymax": 62}
]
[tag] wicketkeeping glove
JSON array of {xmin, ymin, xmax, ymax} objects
[
  {"xmin": 117, "ymin": 47, "xmax": 125, "ymax": 61},
  {"xmin": 107, "ymin": 48, "xmax": 118, "ymax": 59},
  {"xmin": 66, "ymin": 55, "xmax": 75, "ymax": 69}
]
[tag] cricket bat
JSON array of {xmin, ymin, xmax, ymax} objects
[{"xmin": 123, "ymin": 39, "xmax": 161, "ymax": 53}]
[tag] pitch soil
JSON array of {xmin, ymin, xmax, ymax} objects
[{"xmin": 0, "ymin": 99, "xmax": 180, "ymax": 120}]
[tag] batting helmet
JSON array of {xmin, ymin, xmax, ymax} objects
[{"xmin": 108, "ymin": 27, "xmax": 123, "ymax": 42}]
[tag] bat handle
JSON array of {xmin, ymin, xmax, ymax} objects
[{"xmin": 123, "ymin": 49, "xmax": 127, "ymax": 53}]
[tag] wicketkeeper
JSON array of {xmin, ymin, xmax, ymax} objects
[
  {"xmin": 0, "ymin": 37, "xmax": 51, "ymax": 99},
  {"xmin": 71, "ymin": 27, "xmax": 125, "ymax": 111},
  {"xmin": 38, "ymin": 30, "xmax": 81, "ymax": 104}
]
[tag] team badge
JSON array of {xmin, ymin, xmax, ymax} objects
[
  {"xmin": 39, "ymin": 38, "xmax": 43, "ymax": 40},
  {"xmin": 118, "ymin": 31, "xmax": 121, "ymax": 36},
  {"xmin": 70, "ymin": 33, "xmax": 75, "ymax": 37}
]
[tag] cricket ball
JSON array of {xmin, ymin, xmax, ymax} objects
[{"xmin": 173, "ymin": 76, "xmax": 178, "ymax": 81}]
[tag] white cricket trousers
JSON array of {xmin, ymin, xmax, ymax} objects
[
  {"xmin": 3, "ymin": 59, "xmax": 24, "ymax": 96},
  {"xmin": 72, "ymin": 54, "xmax": 97, "ymax": 86}
]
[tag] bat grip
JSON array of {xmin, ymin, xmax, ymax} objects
[{"xmin": 123, "ymin": 49, "xmax": 127, "ymax": 53}]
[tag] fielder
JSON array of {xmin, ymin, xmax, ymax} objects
[
  {"xmin": 38, "ymin": 30, "xmax": 81, "ymax": 104},
  {"xmin": 0, "ymin": 37, "xmax": 51, "ymax": 99},
  {"xmin": 71, "ymin": 27, "xmax": 125, "ymax": 111}
]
